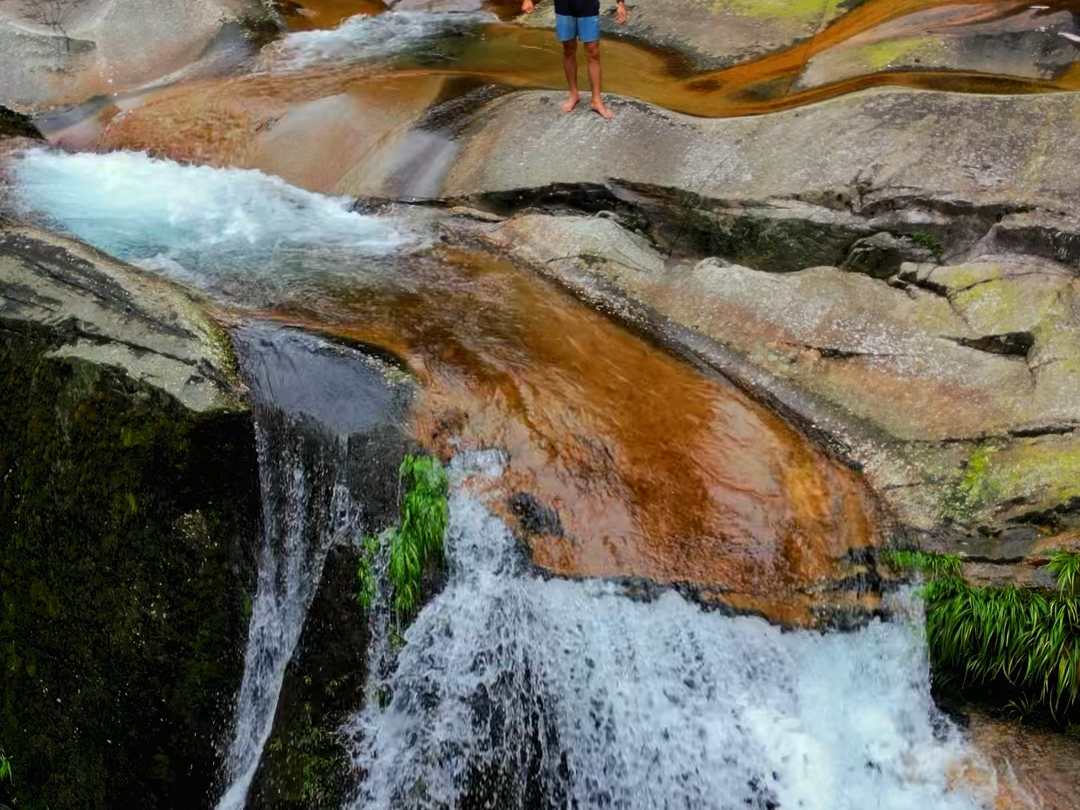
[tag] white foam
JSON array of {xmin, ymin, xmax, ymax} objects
[
  {"xmin": 271, "ymin": 11, "xmax": 497, "ymax": 71},
  {"xmin": 7, "ymin": 149, "xmax": 406, "ymax": 290},
  {"xmin": 216, "ymin": 414, "xmax": 358, "ymax": 810},
  {"xmin": 347, "ymin": 453, "xmax": 994, "ymax": 810}
]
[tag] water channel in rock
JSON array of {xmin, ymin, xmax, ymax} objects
[
  {"xmin": 6, "ymin": 144, "xmax": 1009, "ymax": 808},
  {"xmin": 5, "ymin": 0, "xmax": 1074, "ymax": 805}
]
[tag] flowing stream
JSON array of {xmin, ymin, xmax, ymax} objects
[
  {"xmin": 1, "ymin": 21, "xmax": 1030, "ymax": 797},
  {"xmin": 216, "ymin": 408, "xmax": 353, "ymax": 810}
]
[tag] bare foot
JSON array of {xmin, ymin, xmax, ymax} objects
[
  {"xmin": 561, "ymin": 93, "xmax": 580, "ymax": 113},
  {"xmin": 590, "ymin": 101, "xmax": 614, "ymax": 119}
]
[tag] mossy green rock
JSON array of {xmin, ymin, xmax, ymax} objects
[{"xmin": 0, "ymin": 227, "xmax": 260, "ymax": 809}]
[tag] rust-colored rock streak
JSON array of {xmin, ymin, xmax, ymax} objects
[
  {"xmin": 965, "ymin": 710, "xmax": 1080, "ymax": 810},
  {"xmin": 83, "ymin": 0, "xmax": 1080, "ymax": 182},
  {"xmin": 259, "ymin": 248, "xmax": 880, "ymax": 613}
]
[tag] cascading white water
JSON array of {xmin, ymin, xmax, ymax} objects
[
  {"xmin": 6, "ymin": 149, "xmax": 409, "ymax": 298},
  {"xmin": 215, "ymin": 413, "xmax": 357, "ymax": 810},
  {"xmin": 214, "ymin": 320, "xmax": 411, "ymax": 810},
  {"xmin": 268, "ymin": 11, "xmax": 498, "ymax": 71},
  {"xmin": 348, "ymin": 452, "xmax": 995, "ymax": 810}
]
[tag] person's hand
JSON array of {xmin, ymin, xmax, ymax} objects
[
  {"xmin": 616, "ymin": 2, "xmax": 627, "ymax": 23},
  {"xmin": 522, "ymin": 0, "xmax": 534, "ymax": 13}
]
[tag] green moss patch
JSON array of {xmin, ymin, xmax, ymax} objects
[
  {"xmin": 0, "ymin": 319, "xmax": 259, "ymax": 810},
  {"xmin": 941, "ymin": 444, "xmax": 1000, "ymax": 524}
]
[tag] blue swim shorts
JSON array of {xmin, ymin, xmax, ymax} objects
[{"xmin": 555, "ymin": 14, "xmax": 600, "ymax": 43}]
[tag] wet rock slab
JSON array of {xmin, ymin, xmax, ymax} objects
[
  {"xmin": 0, "ymin": 0, "xmax": 278, "ymax": 111},
  {"xmin": 434, "ymin": 87, "xmax": 1080, "ymax": 555},
  {"xmin": 519, "ymin": 0, "xmax": 863, "ymax": 69}
]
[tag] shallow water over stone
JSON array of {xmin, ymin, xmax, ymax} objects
[
  {"xmin": 267, "ymin": 245, "xmax": 883, "ymax": 622},
  {"xmin": 7, "ymin": 147, "xmax": 881, "ymax": 621},
  {"xmin": 34, "ymin": 0, "xmax": 1080, "ymax": 196}
]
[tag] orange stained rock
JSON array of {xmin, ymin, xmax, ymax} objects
[
  {"xmin": 93, "ymin": 71, "xmax": 447, "ymax": 196},
  {"xmin": 79, "ymin": 0, "xmax": 1080, "ymax": 185},
  {"xmin": 964, "ymin": 710, "xmax": 1080, "ymax": 810},
  {"xmin": 256, "ymin": 247, "xmax": 882, "ymax": 614}
]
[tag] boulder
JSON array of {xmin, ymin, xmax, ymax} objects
[
  {"xmin": 0, "ymin": 224, "xmax": 261, "ymax": 810},
  {"xmin": 442, "ymin": 88, "xmax": 1080, "ymax": 217},
  {"xmin": 0, "ymin": 0, "xmax": 279, "ymax": 111}
]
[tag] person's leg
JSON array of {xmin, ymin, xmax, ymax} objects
[
  {"xmin": 555, "ymin": 15, "xmax": 580, "ymax": 112},
  {"xmin": 579, "ymin": 19, "xmax": 612, "ymax": 119},
  {"xmin": 583, "ymin": 40, "xmax": 612, "ymax": 118},
  {"xmin": 561, "ymin": 39, "xmax": 580, "ymax": 112}
]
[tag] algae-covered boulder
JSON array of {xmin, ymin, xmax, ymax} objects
[{"xmin": 0, "ymin": 225, "xmax": 260, "ymax": 810}]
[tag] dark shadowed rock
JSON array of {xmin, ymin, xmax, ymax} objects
[
  {"xmin": 234, "ymin": 324, "xmax": 415, "ymax": 810},
  {"xmin": 841, "ymin": 232, "xmax": 936, "ymax": 277},
  {"xmin": 0, "ymin": 224, "xmax": 260, "ymax": 810},
  {"xmin": 0, "ymin": 105, "xmax": 42, "ymax": 140}
]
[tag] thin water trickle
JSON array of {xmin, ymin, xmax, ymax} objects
[
  {"xmin": 215, "ymin": 409, "xmax": 357, "ymax": 810},
  {"xmin": 215, "ymin": 325, "xmax": 410, "ymax": 810}
]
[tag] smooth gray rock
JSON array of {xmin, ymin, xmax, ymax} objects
[
  {"xmin": 518, "ymin": 0, "xmax": 858, "ymax": 69},
  {"xmin": 0, "ymin": 0, "xmax": 277, "ymax": 110},
  {"xmin": 0, "ymin": 224, "xmax": 241, "ymax": 412},
  {"xmin": 443, "ymin": 89, "xmax": 1080, "ymax": 218}
]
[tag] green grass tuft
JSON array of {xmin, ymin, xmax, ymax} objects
[
  {"xmin": 355, "ymin": 454, "xmax": 449, "ymax": 619},
  {"xmin": 355, "ymin": 533, "xmax": 382, "ymax": 612},
  {"xmin": 882, "ymin": 548, "xmax": 962, "ymax": 580},
  {"xmin": 388, "ymin": 455, "xmax": 449, "ymax": 616},
  {"xmin": 910, "ymin": 229, "xmax": 943, "ymax": 260},
  {"xmin": 0, "ymin": 746, "xmax": 13, "ymax": 785},
  {"xmin": 892, "ymin": 548, "xmax": 1080, "ymax": 721},
  {"xmin": 1048, "ymin": 550, "xmax": 1080, "ymax": 598}
]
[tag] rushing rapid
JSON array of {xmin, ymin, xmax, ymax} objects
[
  {"xmin": 7, "ymin": 149, "xmax": 407, "ymax": 294},
  {"xmin": 268, "ymin": 10, "xmax": 499, "ymax": 71},
  {"xmin": 347, "ymin": 453, "xmax": 993, "ymax": 810}
]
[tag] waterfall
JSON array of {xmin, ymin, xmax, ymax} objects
[
  {"xmin": 346, "ymin": 452, "xmax": 995, "ymax": 810},
  {"xmin": 214, "ymin": 406, "xmax": 355, "ymax": 810},
  {"xmin": 215, "ymin": 325, "xmax": 409, "ymax": 810}
]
